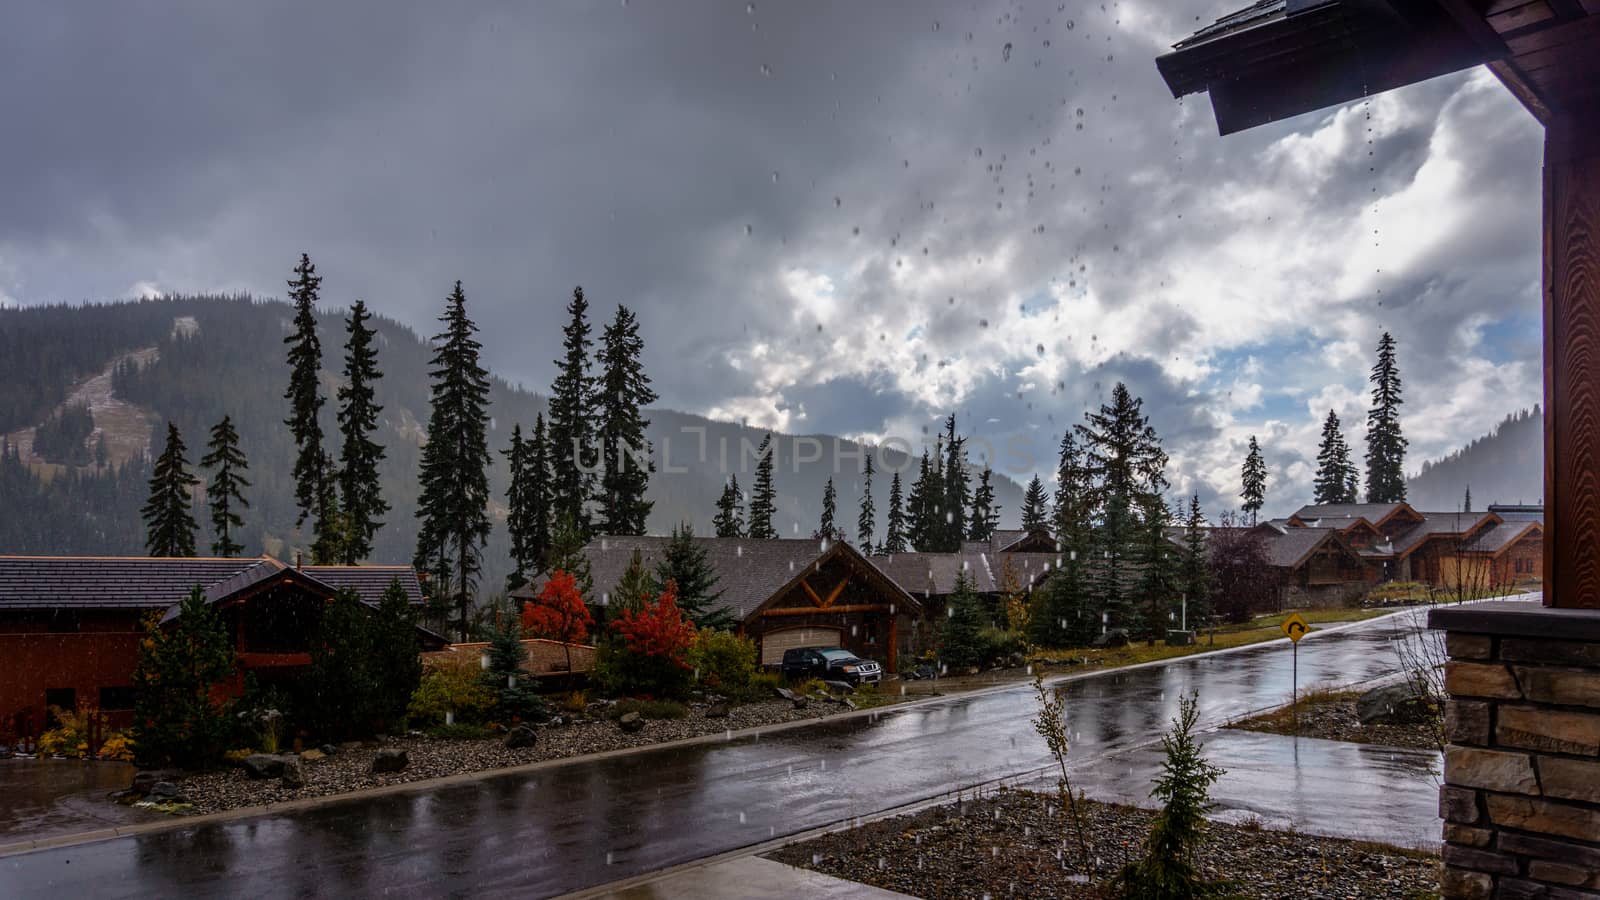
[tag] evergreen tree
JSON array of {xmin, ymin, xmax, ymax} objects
[
  {"xmin": 413, "ymin": 281, "xmax": 494, "ymax": 642},
  {"xmin": 940, "ymin": 414, "xmax": 969, "ymax": 551},
  {"xmin": 282, "ymin": 254, "xmax": 333, "ymax": 540},
  {"xmin": 1365, "ymin": 331, "xmax": 1408, "ymax": 503},
  {"xmin": 746, "ymin": 433, "xmax": 778, "ymax": 539},
  {"xmin": 306, "ymin": 589, "xmax": 377, "ymax": 739},
  {"xmin": 612, "ymin": 548, "xmax": 658, "ymax": 618},
  {"xmin": 596, "ymin": 304, "xmax": 657, "ymax": 535},
  {"xmin": 817, "ymin": 477, "xmax": 840, "ymax": 540},
  {"xmin": 1240, "ymin": 436, "xmax": 1266, "ymax": 526},
  {"xmin": 545, "ymin": 512, "xmax": 595, "ymax": 601},
  {"xmin": 857, "ymin": 454, "xmax": 876, "ymax": 550},
  {"xmin": 1180, "ymin": 495, "xmax": 1212, "ymax": 633},
  {"xmin": 939, "ymin": 571, "xmax": 986, "ymax": 671},
  {"xmin": 1312, "ymin": 410, "xmax": 1359, "ymax": 505},
  {"xmin": 503, "ymin": 424, "xmax": 536, "ymax": 591},
  {"xmin": 906, "ymin": 448, "xmax": 944, "ymax": 551},
  {"xmin": 656, "ymin": 523, "xmax": 734, "ymax": 630},
  {"xmin": 528, "ymin": 414, "xmax": 553, "ymax": 568},
  {"xmin": 1121, "ymin": 693, "xmax": 1225, "ymax": 899},
  {"xmin": 1052, "ymin": 429, "xmax": 1091, "ymax": 550},
  {"xmin": 548, "ymin": 287, "xmax": 598, "ymax": 534},
  {"xmin": 479, "ymin": 617, "xmax": 547, "ymax": 722},
  {"xmin": 142, "ymin": 422, "xmax": 199, "ymax": 557},
  {"xmin": 336, "ymin": 299, "xmax": 388, "ymax": 564},
  {"xmin": 131, "ymin": 585, "xmax": 234, "ymax": 767},
  {"xmin": 1463, "ymin": 485, "xmax": 1473, "ymax": 513},
  {"xmin": 882, "ymin": 471, "xmax": 907, "ymax": 554},
  {"xmin": 200, "ymin": 415, "xmax": 249, "ymax": 557},
  {"xmin": 1077, "ymin": 383, "xmax": 1169, "ymax": 635},
  {"xmin": 1021, "ymin": 475, "xmax": 1050, "ymax": 532},
  {"xmin": 968, "ymin": 466, "xmax": 999, "ymax": 542},
  {"xmin": 713, "ymin": 475, "xmax": 744, "ymax": 537},
  {"xmin": 1133, "ymin": 494, "xmax": 1182, "ymax": 644},
  {"xmin": 371, "ymin": 577, "xmax": 423, "ymax": 731}
]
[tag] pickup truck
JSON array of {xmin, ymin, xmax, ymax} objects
[{"xmin": 779, "ymin": 646, "xmax": 882, "ymax": 685}]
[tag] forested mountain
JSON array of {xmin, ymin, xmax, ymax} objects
[
  {"xmin": 1406, "ymin": 407, "xmax": 1542, "ymax": 511},
  {"xmin": 0, "ymin": 296, "xmax": 1025, "ymax": 591}
]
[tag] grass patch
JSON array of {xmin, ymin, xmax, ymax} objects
[
  {"xmin": 607, "ymin": 698, "xmax": 689, "ymax": 720},
  {"xmin": 848, "ymin": 684, "xmax": 900, "ymax": 709},
  {"xmin": 426, "ymin": 723, "xmax": 493, "ymax": 740},
  {"xmin": 1034, "ymin": 607, "xmax": 1397, "ymax": 670}
]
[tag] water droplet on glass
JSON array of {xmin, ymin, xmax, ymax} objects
[
  {"xmin": 760, "ymin": 63, "xmax": 771, "ymax": 77},
  {"xmin": 1002, "ymin": 42, "xmax": 1013, "ymax": 61}
]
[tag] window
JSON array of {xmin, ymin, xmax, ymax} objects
[{"xmin": 44, "ymin": 688, "xmax": 76, "ymax": 724}]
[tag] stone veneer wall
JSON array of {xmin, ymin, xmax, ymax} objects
[{"xmin": 1432, "ymin": 602, "xmax": 1600, "ymax": 899}]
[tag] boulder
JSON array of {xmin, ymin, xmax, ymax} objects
[
  {"xmin": 370, "ymin": 748, "xmax": 409, "ymax": 774},
  {"xmin": 299, "ymin": 748, "xmax": 325, "ymax": 762},
  {"xmin": 147, "ymin": 781, "xmax": 183, "ymax": 803},
  {"xmin": 241, "ymin": 753, "xmax": 288, "ymax": 780},
  {"xmin": 131, "ymin": 769, "xmax": 180, "ymax": 795},
  {"xmin": 279, "ymin": 758, "xmax": 306, "ymax": 789},
  {"xmin": 704, "ymin": 701, "xmax": 730, "ymax": 719},
  {"xmin": 618, "ymin": 712, "xmax": 645, "ymax": 733},
  {"xmin": 775, "ymin": 687, "xmax": 797, "ymax": 701},
  {"xmin": 1357, "ymin": 681, "xmax": 1430, "ymax": 725},
  {"xmin": 504, "ymin": 725, "xmax": 538, "ymax": 749},
  {"xmin": 823, "ymin": 680, "xmax": 856, "ymax": 695},
  {"xmin": 319, "ymin": 743, "xmax": 338, "ymax": 756},
  {"xmin": 792, "ymin": 696, "xmax": 810, "ymax": 710}
]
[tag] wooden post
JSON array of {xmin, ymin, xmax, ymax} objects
[{"xmin": 1543, "ymin": 105, "xmax": 1600, "ymax": 609}]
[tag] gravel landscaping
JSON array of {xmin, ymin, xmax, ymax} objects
[
  {"xmin": 767, "ymin": 788, "xmax": 1441, "ymax": 899},
  {"xmin": 168, "ymin": 698, "xmax": 860, "ymax": 815},
  {"xmin": 1227, "ymin": 690, "xmax": 1441, "ymax": 752}
]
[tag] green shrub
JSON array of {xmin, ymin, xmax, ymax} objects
[
  {"xmin": 408, "ymin": 664, "xmax": 494, "ymax": 727},
  {"xmin": 607, "ymin": 698, "xmax": 689, "ymax": 720},
  {"xmin": 1120, "ymin": 692, "xmax": 1227, "ymax": 899},
  {"xmin": 979, "ymin": 626, "xmax": 1026, "ymax": 663},
  {"xmin": 426, "ymin": 722, "xmax": 493, "ymax": 741},
  {"xmin": 689, "ymin": 628, "xmax": 757, "ymax": 693},
  {"xmin": 132, "ymin": 586, "xmax": 235, "ymax": 769},
  {"xmin": 745, "ymin": 671, "xmax": 783, "ymax": 701}
]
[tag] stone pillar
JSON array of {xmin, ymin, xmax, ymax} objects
[{"xmin": 1431, "ymin": 602, "xmax": 1600, "ymax": 898}]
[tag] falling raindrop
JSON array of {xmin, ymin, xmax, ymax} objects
[
  {"xmin": 1002, "ymin": 42, "xmax": 1013, "ymax": 61},
  {"xmin": 759, "ymin": 63, "xmax": 771, "ymax": 77}
]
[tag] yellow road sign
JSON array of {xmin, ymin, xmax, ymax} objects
[{"xmin": 1282, "ymin": 612, "xmax": 1310, "ymax": 643}]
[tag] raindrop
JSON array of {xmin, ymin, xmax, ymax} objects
[
  {"xmin": 760, "ymin": 63, "xmax": 771, "ymax": 77},
  {"xmin": 979, "ymin": 318, "xmax": 989, "ymax": 328},
  {"xmin": 746, "ymin": 1, "xmax": 754, "ymax": 12},
  {"xmin": 745, "ymin": 224, "xmax": 753, "ymax": 236},
  {"xmin": 834, "ymin": 196, "xmax": 842, "ymax": 208},
  {"xmin": 1002, "ymin": 42, "xmax": 1013, "ymax": 61},
  {"xmin": 771, "ymin": 170, "xmax": 780, "ymax": 183},
  {"xmin": 932, "ymin": 20, "xmax": 940, "ymax": 31}
]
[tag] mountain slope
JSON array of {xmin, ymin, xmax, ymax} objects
[
  {"xmin": 0, "ymin": 296, "xmax": 1025, "ymax": 589},
  {"xmin": 1406, "ymin": 407, "xmax": 1542, "ymax": 511}
]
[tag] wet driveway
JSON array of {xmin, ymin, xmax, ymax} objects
[
  {"xmin": 0, "ymin": 759, "xmax": 156, "ymax": 841},
  {"xmin": 0, "ymin": 609, "xmax": 1460, "ymax": 899}
]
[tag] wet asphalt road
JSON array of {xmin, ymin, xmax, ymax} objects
[{"xmin": 1, "ymin": 610, "xmax": 1455, "ymax": 899}]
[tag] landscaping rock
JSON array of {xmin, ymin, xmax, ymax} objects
[
  {"xmin": 319, "ymin": 744, "xmax": 338, "ymax": 756},
  {"xmin": 299, "ymin": 748, "xmax": 325, "ymax": 762},
  {"xmin": 504, "ymin": 725, "xmax": 538, "ymax": 749},
  {"xmin": 370, "ymin": 748, "xmax": 409, "ymax": 774},
  {"xmin": 147, "ymin": 781, "xmax": 183, "ymax": 803},
  {"xmin": 1357, "ymin": 682, "xmax": 1429, "ymax": 725},
  {"xmin": 279, "ymin": 758, "xmax": 306, "ymax": 789},
  {"xmin": 776, "ymin": 687, "xmax": 797, "ymax": 701},
  {"xmin": 823, "ymin": 680, "xmax": 856, "ymax": 694},
  {"xmin": 618, "ymin": 712, "xmax": 645, "ymax": 733},
  {"xmin": 792, "ymin": 696, "xmax": 810, "ymax": 710},
  {"xmin": 241, "ymin": 753, "xmax": 288, "ymax": 779},
  {"xmin": 705, "ymin": 701, "xmax": 730, "ymax": 718},
  {"xmin": 131, "ymin": 769, "xmax": 181, "ymax": 795}
]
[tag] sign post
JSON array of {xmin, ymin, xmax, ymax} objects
[{"xmin": 1281, "ymin": 612, "xmax": 1310, "ymax": 731}]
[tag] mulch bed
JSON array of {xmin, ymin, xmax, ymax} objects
[
  {"xmin": 1227, "ymin": 691, "xmax": 1442, "ymax": 752},
  {"xmin": 766, "ymin": 788, "xmax": 1440, "ymax": 899},
  {"xmin": 172, "ymin": 698, "xmax": 853, "ymax": 815}
]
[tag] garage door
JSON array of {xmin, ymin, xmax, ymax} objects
[{"xmin": 760, "ymin": 626, "xmax": 843, "ymax": 666}]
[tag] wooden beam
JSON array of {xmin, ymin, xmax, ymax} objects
[
  {"xmin": 1489, "ymin": 59, "xmax": 1554, "ymax": 123},
  {"xmin": 1543, "ymin": 103, "xmax": 1600, "ymax": 608},
  {"xmin": 758, "ymin": 604, "xmax": 893, "ymax": 617},
  {"xmin": 820, "ymin": 577, "xmax": 848, "ymax": 609}
]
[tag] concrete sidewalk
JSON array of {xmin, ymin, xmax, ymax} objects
[{"xmin": 579, "ymin": 855, "xmax": 916, "ymax": 899}]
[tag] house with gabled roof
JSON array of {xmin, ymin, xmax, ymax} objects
[
  {"xmin": 1280, "ymin": 502, "xmax": 1544, "ymax": 591},
  {"xmin": 0, "ymin": 555, "xmax": 444, "ymax": 736}
]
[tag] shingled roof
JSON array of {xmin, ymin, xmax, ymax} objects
[
  {"xmin": 1291, "ymin": 503, "xmax": 1416, "ymax": 528},
  {"xmin": 1464, "ymin": 520, "xmax": 1543, "ymax": 555},
  {"xmin": 0, "ymin": 555, "xmax": 424, "ymax": 612}
]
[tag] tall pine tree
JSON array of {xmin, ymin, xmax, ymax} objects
[
  {"xmin": 413, "ymin": 281, "xmax": 494, "ymax": 641},
  {"xmin": 817, "ymin": 477, "xmax": 840, "ymax": 540},
  {"xmin": 1181, "ymin": 494, "xmax": 1212, "ymax": 633},
  {"xmin": 143, "ymin": 422, "xmax": 199, "ymax": 557},
  {"xmin": 1021, "ymin": 475, "xmax": 1050, "ymax": 532},
  {"xmin": 1365, "ymin": 331, "xmax": 1408, "ymax": 503},
  {"xmin": 939, "ymin": 415, "xmax": 969, "ymax": 551},
  {"xmin": 336, "ymin": 299, "xmax": 388, "ymax": 563},
  {"xmin": 714, "ymin": 475, "xmax": 744, "ymax": 537},
  {"xmin": 857, "ymin": 454, "xmax": 876, "ymax": 550},
  {"xmin": 282, "ymin": 254, "xmax": 337, "ymax": 558},
  {"xmin": 1052, "ymin": 429, "xmax": 1090, "ymax": 550},
  {"xmin": 1133, "ymin": 494, "xmax": 1181, "ymax": 644},
  {"xmin": 528, "ymin": 414, "xmax": 553, "ymax": 568},
  {"xmin": 1312, "ymin": 410, "xmax": 1359, "ymax": 505},
  {"xmin": 504, "ymin": 424, "xmax": 537, "ymax": 591},
  {"xmin": 968, "ymin": 466, "xmax": 998, "ymax": 541},
  {"xmin": 746, "ymin": 433, "xmax": 778, "ymax": 539},
  {"xmin": 883, "ymin": 471, "xmax": 907, "ymax": 554},
  {"xmin": 1078, "ymin": 383, "xmax": 1169, "ymax": 635},
  {"xmin": 199, "ymin": 416, "xmax": 249, "ymax": 557},
  {"xmin": 656, "ymin": 523, "xmax": 733, "ymax": 630},
  {"xmin": 1240, "ymin": 436, "xmax": 1266, "ymax": 525},
  {"xmin": 548, "ymin": 287, "xmax": 598, "ymax": 535},
  {"xmin": 596, "ymin": 305, "xmax": 657, "ymax": 535}
]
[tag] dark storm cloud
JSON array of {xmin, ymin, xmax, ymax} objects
[{"xmin": 0, "ymin": 0, "xmax": 1545, "ymax": 514}]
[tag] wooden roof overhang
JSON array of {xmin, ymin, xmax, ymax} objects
[{"xmin": 742, "ymin": 539, "xmax": 922, "ymax": 624}]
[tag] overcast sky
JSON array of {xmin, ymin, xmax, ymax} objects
[{"xmin": 1, "ymin": 0, "xmax": 1544, "ymax": 518}]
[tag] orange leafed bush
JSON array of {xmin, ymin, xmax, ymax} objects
[{"xmin": 611, "ymin": 579, "xmax": 696, "ymax": 666}]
